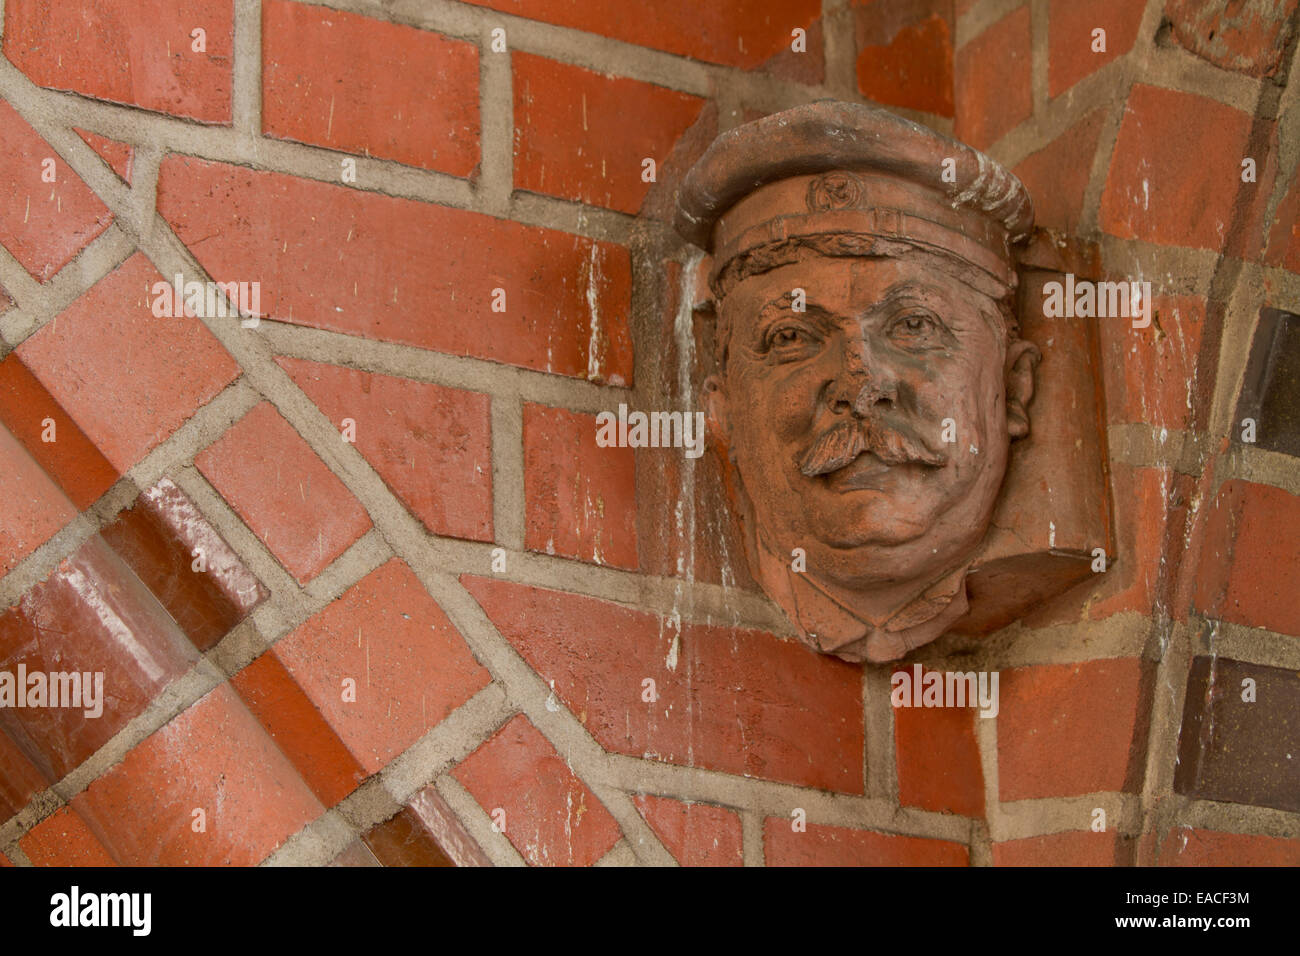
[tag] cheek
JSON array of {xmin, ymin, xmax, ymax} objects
[{"xmin": 732, "ymin": 363, "xmax": 821, "ymax": 445}]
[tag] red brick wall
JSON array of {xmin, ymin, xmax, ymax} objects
[{"xmin": 0, "ymin": 0, "xmax": 1297, "ymax": 867}]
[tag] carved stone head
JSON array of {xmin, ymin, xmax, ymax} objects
[{"xmin": 675, "ymin": 101, "xmax": 1039, "ymax": 664}]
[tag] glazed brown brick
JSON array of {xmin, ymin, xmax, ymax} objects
[
  {"xmin": 997, "ymin": 658, "xmax": 1150, "ymax": 801},
  {"xmin": 893, "ymin": 670, "xmax": 985, "ymax": 817},
  {"xmin": 523, "ymin": 403, "xmax": 638, "ymax": 570},
  {"xmin": 854, "ymin": 3, "xmax": 954, "ymax": 118},
  {"xmin": 955, "ymin": 6, "xmax": 1032, "ymax": 149},
  {"xmin": 0, "ymin": 535, "xmax": 197, "ymax": 781},
  {"xmin": 993, "ymin": 830, "xmax": 1125, "ymax": 866},
  {"xmin": 764, "ymin": 819, "xmax": 968, "ymax": 866},
  {"xmin": 1100, "ymin": 86, "xmax": 1260, "ymax": 251},
  {"xmin": 17, "ymin": 254, "xmax": 241, "ymax": 473},
  {"xmin": 230, "ymin": 650, "xmax": 366, "ymax": 808},
  {"xmin": 513, "ymin": 52, "xmax": 705, "ymax": 215},
  {"xmin": 156, "ymin": 156, "xmax": 634, "ymax": 384},
  {"xmin": 1048, "ymin": 0, "xmax": 1144, "ymax": 96},
  {"xmin": 3, "ymin": 0, "xmax": 233, "ymax": 123},
  {"xmin": 0, "ymin": 101, "xmax": 114, "ymax": 282},
  {"xmin": 1174, "ymin": 656, "xmax": 1300, "ymax": 813},
  {"xmin": 454, "ymin": 714, "xmax": 622, "ymax": 867},
  {"xmin": 1233, "ymin": 308, "xmax": 1300, "ymax": 458},
  {"xmin": 272, "ymin": 560, "xmax": 492, "ymax": 774},
  {"xmin": 1193, "ymin": 480, "xmax": 1300, "ymax": 636},
  {"xmin": 262, "ymin": 1, "xmax": 479, "ymax": 177},
  {"xmin": 634, "ymin": 794, "xmax": 743, "ymax": 867},
  {"xmin": 0, "ymin": 353, "xmax": 119, "ymax": 510},
  {"xmin": 279, "ymin": 357, "xmax": 494, "ymax": 543},
  {"xmin": 462, "ymin": 576, "xmax": 864, "ymax": 794},
  {"xmin": 72, "ymin": 684, "xmax": 323, "ymax": 866},
  {"xmin": 362, "ymin": 807, "xmax": 456, "ymax": 867},
  {"xmin": 195, "ymin": 402, "xmax": 373, "ymax": 585},
  {"xmin": 461, "ymin": 0, "xmax": 821, "ymax": 69},
  {"xmin": 0, "ymin": 423, "xmax": 77, "ymax": 577},
  {"xmin": 100, "ymin": 478, "xmax": 267, "ymax": 651},
  {"xmin": 19, "ymin": 806, "xmax": 117, "ymax": 866},
  {"xmin": 1158, "ymin": 827, "xmax": 1300, "ymax": 865}
]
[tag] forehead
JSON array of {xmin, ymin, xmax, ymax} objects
[{"xmin": 721, "ymin": 256, "xmax": 968, "ymax": 319}]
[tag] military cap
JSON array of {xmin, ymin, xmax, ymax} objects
[{"xmin": 674, "ymin": 100, "xmax": 1034, "ymax": 297}]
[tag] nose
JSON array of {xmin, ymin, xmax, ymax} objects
[{"xmin": 827, "ymin": 331, "xmax": 897, "ymax": 417}]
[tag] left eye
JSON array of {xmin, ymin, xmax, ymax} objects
[{"xmin": 888, "ymin": 312, "xmax": 946, "ymax": 347}]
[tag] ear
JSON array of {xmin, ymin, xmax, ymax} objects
[
  {"xmin": 1004, "ymin": 338, "xmax": 1040, "ymax": 440},
  {"xmin": 702, "ymin": 373, "xmax": 731, "ymax": 443}
]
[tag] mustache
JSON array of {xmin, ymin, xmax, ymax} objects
[{"xmin": 799, "ymin": 417, "xmax": 948, "ymax": 477}]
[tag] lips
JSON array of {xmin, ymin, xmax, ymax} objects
[{"xmin": 822, "ymin": 451, "xmax": 907, "ymax": 491}]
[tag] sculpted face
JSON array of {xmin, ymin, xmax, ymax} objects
[{"xmin": 706, "ymin": 254, "xmax": 1038, "ymax": 595}]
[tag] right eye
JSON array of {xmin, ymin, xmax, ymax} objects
[{"xmin": 763, "ymin": 324, "xmax": 821, "ymax": 359}]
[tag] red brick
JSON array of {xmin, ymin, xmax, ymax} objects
[
  {"xmin": 462, "ymin": 0, "xmax": 821, "ymax": 69},
  {"xmin": 1013, "ymin": 110, "xmax": 1106, "ymax": 235},
  {"xmin": 75, "ymin": 129, "xmax": 134, "ymax": 184},
  {"xmin": 993, "ymin": 829, "xmax": 1122, "ymax": 866},
  {"xmin": 634, "ymin": 794, "xmax": 742, "ymax": 867},
  {"xmin": 1087, "ymin": 464, "xmax": 1177, "ymax": 618},
  {"xmin": 230, "ymin": 651, "xmax": 366, "ymax": 807},
  {"xmin": 1048, "ymin": 0, "xmax": 1145, "ymax": 96},
  {"xmin": 156, "ymin": 156, "xmax": 634, "ymax": 383},
  {"xmin": 3, "ymin": 0, "xmax": 233, "ymax": 123},
  {"xmin": 195, "ymin": 402, "xmax": 372, "ymax": 585},
  {"xmin": 513, "ymin": 52, "xmax": 705, "ymax": 215},
  {"xmin": 0, "ymin": 536, "xmax": 197, "ymax": 780},
  {"xmin": 1165, "ymin": 0, "xmax": 1300, "ymax": 78},
  {"xmin": 894, "ymin": 670, "xmax": 985, "ymax": 817},
  {"xmin": 1264, "ymin": 165, "xmax": 1300, "ymax": 270},
  {"xmin": 0, "ymin": 730, "xmax": 49, "ymax": 825},
  {"xmin": 0, "ymin": 423, "xmax": 76, "ymax": 576},
  {"xmin": 278, "ymin": 357, "xmax": 493, "ymax": 543},
  {"xmin": 273, "ymin": 560, "xmax": 491, "ymax": 774},
  {"xmin": 262, "ymin": 1, "xmax": 478, "ymax": 177},
  {"xmin": 1158, "ymin": 827, "xmax": 1300, "ymax": 865},
  {"xmin": 1100, "ymin": 86, "xmax": 1258, "ymax": 251},
  {"xmin": 0, "ymin": 352, "xmax": 119, "ymax": 509},
  {"xmin": 523, "ymin": 403, "xmax": 637, "ymax": 569},
  {"xmin": 998, "ymin": 658, "xmax": 1149, "ymax": 801},
  {"xmin": 18, "ymin": 254, "xmax": 240, "ymax": 472},
  {"xmin": 764, "ymin": 818, "xmax": 968, "ymax": 866},
  {"xmin": 453, "ymin": 714, "xmax": 622, "ymax": 866},
  {"xmin": 72, "ymin": 684, "xmax": 321, "ymax": 865},
  {"xmin": 20, "ymin": 806, "xmax": 117, "ymax": 866},
  {"xmin": 100, "ymin": 478, "xmax": 267, "ymax": 652},
  {"xmin": 1193, "ymin": 480, "xmax": 1300, "ymax": 636},
  {"xmin": 0, "ymin": 101, "xmax": 114, "ymax": 282},
  {"xmin": 955, "ymin": 7, "xmax": 1032, "ymax": 149},
  {"xmin": 855, "ymin": 10, "xmax": 954, "ymax": 118},
  {"xmin": 462, "ymin": 576, "xmax": 864, "ymax": 793},
  {"xmin": 0, "ymin": 853, "xmax": 10, "ymax": 866},
  {"xmin": 1096, "ymin": 296, "xmax": 1206, "ymax": 430}
]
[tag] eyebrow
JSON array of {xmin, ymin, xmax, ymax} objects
[{"xmin": 756, "ymin": 281, "xmax": 947, "ymax": 324}]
